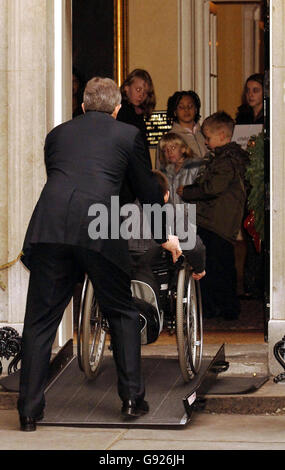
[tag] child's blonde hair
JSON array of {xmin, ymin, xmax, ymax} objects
[{"xmin": 159, "ymin": 132, "xmax": 193, "ymax": 166}]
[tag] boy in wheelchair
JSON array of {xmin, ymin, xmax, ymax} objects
[{"xmin": 128, "ymin": 170, "xmax": 206, "ymax": 344}]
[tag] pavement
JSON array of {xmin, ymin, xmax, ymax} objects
[
  {"xmin": 1, "ymin": 409, "xmax": 285, "ymax": 451},
  {"xmin": 1, "ymin": 340, "xmax": 285, "ymax": 451}
]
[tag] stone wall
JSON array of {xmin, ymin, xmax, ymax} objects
[
  {"xmin": 268, "ymin": 0, "xmax": 285, "ymax": 375},
  {"xmin": 0, "ymin": 0, "xmax": 54, "ymax": 329}
]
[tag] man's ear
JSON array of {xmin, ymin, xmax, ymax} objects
[
  {"xmin": 81, "ymin": 103, "xmax": 85, "ymax": 113},
  {"xmin": 112, "ymin": 104, "xmax": 122, "ymax": 119},
  {"xmin": 164, "ymin": 190, "xmax": 170, "ymax": 203}
]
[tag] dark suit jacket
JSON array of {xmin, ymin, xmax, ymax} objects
[{"xmin": 22, "ymin": 111, "xmax": 166, "ymax": 274}]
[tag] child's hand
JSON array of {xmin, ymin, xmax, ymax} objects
[
  {"xmin": 176, "ymin": 185, "xmax": 184, "ymax": 197},
  {"xmin": 192, "ymin": 270, "xmax": 206, "ymax": 281}
]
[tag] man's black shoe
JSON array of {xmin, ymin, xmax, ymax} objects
[
  {"xmin": 19, "ymin": 413, "xmax": 44, "ymax": 432},
  {"xmin": 121, "ymin": 399, "xmax": 149, "ymax": 418}
]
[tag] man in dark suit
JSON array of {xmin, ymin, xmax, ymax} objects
[{"xmin": 18, "ymin": 77, "xmax": 182, "ymax": 431}]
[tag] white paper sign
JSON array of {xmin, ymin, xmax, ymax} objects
[{"xmin": 232, "ymin": 124, "xmax": 263, "ymax": 149}]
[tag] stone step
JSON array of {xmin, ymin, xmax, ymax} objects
[
  {"xmin": 0, "ymin": 388, "xmax": 18, "ymax": 410},
  {"xmin": 142, "ymin": 342, "xmax": 270, "ymax": 376},
  {"xmin": 203, "ymin": 343, "xmax": 269, "ymax": 376},
  {"xmin": 199, "ymin": 378, "xmax": 285, "ymax": 416}
]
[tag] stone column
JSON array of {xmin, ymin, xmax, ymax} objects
[
  {"xmin": 268, "ymin": 0, "xmax": 285, "ymax": 375},
  {"xmin": 0, "ymin": 0, "xmax": 72, "ymax": 347},
  {"xmin": 7, "ymin": 1, "xmax": 45, "ymax": 325},
  {"xmin": 5, "ymin": 0, "xmax": 52, "ymax": 330},
  {"xmin": 0, "ymin": 0, "xmax": 8, "ymax": 321}
]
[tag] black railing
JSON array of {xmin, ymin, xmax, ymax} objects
[{"xmin": 0, "ymin": 327, "xmax": 22, "ymax": 375}]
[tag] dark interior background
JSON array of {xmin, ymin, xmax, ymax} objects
[{"xmin": 72, "ymin": 0, "xmax": 115, "ymax": 115}]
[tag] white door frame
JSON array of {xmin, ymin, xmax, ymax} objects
[
  {"xmin": 54, "ymin": 0, "xmax": 73, "ymax": 348},
  {"xmin": 178, "ymin": 0, "xmax": 263, "ymax": 119}
]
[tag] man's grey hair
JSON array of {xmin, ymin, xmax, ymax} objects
[{"xmin": 83, "ymin": 77, "xmax": 121, "ymax": 113}]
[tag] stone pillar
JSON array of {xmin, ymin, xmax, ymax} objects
[
  {"xmin": 5, "ymin": 0, "xmax": 51, "ymax": 329},
  {"xmin": 268, "ymin": 0, "xmax": 285, "ymax": 375},
  {"xmin": 0, "ymin": 0, "xmax": 8, "ymax": 321},
  {"xmin": 6, "ymin": 0, "xmax": 47, "ymax": 327},
  {"xmin": 0, "ymin": 1, "xmax": 72, "ymax": 343}
]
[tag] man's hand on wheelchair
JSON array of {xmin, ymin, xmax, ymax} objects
[
  {"xmin": 192, "ymin": 270, "xmax": 206, "ymax": 281},
  {"xmin": 161, "ymin": 235, "xmax": 182, "ymax": 264}
]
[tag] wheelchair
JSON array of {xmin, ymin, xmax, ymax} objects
[{"xmin": 76, "ymin": 248, "xmax": 203, "ymax": 383}]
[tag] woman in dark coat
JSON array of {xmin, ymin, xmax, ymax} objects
[
  {"xmin": 235, "ymin": 73, "xmax": 264, "ymax": 125},
  {"xmin": 117, "ymin": 69, "xmax": 156, "ymax": 168},
  {"xmin": 236, "ymin": 73, "xmax": 264, "ymax": 299}
]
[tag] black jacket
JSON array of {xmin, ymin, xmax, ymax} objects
[
  {"xmin": 235, "ymin": 104, "xmax": 264, "ymax": 125},
  {"xmin": 182, "ymin": 142, "xmax": 249, "ymax": 242},
  {"xmin": 117, "ymin": 100, "xmax": 152, "ymax": 167},
  {"xmin": 22, "ymin": 111, "xmax": 166, "ymax": 274}
]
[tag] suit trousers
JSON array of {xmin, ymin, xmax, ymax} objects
[{"xmin": 17, "ymin": 243, "xmax": 144, "ymax": 417}]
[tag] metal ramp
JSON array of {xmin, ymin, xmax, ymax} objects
[
  {"xmin": 0, "ymin": 341, "xmax": 268, "ymax": 427},
  {"xmin": 37, "ymin": 341, "xmax": 227, "ymax": 427}
]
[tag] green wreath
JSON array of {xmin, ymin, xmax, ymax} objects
[{"xmin": 245, "ymin": 131, "xmax": 264, "ymax": 241}]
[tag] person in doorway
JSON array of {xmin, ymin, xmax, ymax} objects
[
  {"xmin": 158, "ymin": 132, "xmax": 201, "ymax": 206},
  {"xmin": 235, "ymin": 73, "xmax": 265, "ymax": 299},
  {"xmin": 17, "ymin": 77, "xmax": 182, "ymax": 432},
  {"xmin": 156, "ymin": 90, "xmax": 208, "ymax": 169},
  {"xmin": 117, "ymin": 68, "xmax": 156, "ymax": 168},
  {"xmin": 235, "ymin": 73, "xmax": 264, "ymax": 125},
  {"xmin": 177, "ymin": 111, "xmax": 249, "ymax": 320}
]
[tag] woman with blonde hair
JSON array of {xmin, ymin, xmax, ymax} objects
[{"xmin": 117, "ymin": 69, "xmax": 156, "ymax": 168}]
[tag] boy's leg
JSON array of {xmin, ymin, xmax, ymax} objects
[
  {"xmin": 213, "ymin": 236, "xmax": 239, "ymax": 320},
  {"xmin": 198, "ymin": 227, "xmax": 239, "ymax": 319},
  {"xmin": 197, "ymin": 227, "xmax": 219, "ymax": 318}
]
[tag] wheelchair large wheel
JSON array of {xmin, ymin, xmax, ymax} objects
[
  {"xmin": 80, "ymin": 279, "xmax": 107, "ymax": 379},
  {"xmin": 76, "ymin": 280, "xmax": 87, "ymax": 372},
  {"xmin": 176, "ymin": 266, "xmax": 203, "ymax": 382}
]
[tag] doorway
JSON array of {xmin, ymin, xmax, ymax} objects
[
  {"xmin": 199, "ymin": 1, "xmax": 266, "ymax": 345},
  {"xmin": 70, "ymin": 0, "xmax": 268, "ymax": 344}
]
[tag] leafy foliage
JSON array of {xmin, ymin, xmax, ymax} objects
[{"xmin": 245, "ymin": 131, "xmax": 264, "ymax": 241}]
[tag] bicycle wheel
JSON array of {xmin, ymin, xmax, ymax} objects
[
  {"xmin": 176, "ymin": 266, "xmax": 203, "ymax": 382},
  {"xmin": 81, "ymin": 279, "xmax": 107, "ymax": 379}
]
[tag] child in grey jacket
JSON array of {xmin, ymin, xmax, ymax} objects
[{"xmin": 158, "ymin": 132, "xmax": 203, "ymax": 207}]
